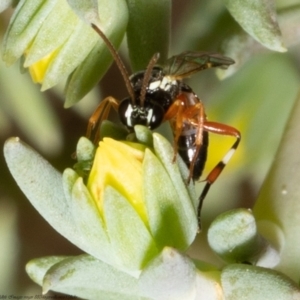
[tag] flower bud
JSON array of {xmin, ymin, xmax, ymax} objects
[
  {"xmin": 2, "ymin": 0, "xmax": 128, "ymax": 104},
  {"xmin": 70, "ymin": 127, "xmax": 199, "ymax": 274}
]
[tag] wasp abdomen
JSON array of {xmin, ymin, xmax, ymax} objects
[{"xmin": 177, "ymin": 129, "xmax": 209, "ymax": 181}]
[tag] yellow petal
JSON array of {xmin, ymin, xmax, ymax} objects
[
  {"xmin": 27, "ymin": 49, "xmax": 58, "ymax": 83},
  {"xmin": 87, "ymin": 138, "xmax": 148, "ymax": 223}
]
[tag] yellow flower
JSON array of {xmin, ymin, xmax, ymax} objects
[
  {"xmin": 68, "ymin": 126, "xmax": 198, "ymax": 274},
  {"xmin": 88, "ymin": 138, "xmax": 148, "ymax": 223}
]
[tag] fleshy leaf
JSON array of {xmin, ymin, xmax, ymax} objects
[
  {"xmin": 218, "ymin": 5, "xmax": 300, "ymax": 78},
  {"xmin": 72, "ymin": 137, "xmax": 96, "ymax": 176},
  {"xmin": 207, "ymin": 208, "xmax": 280, "ymax": 267},
  {"xmin": 104, "ymin": 186, "xmax": 158, "ymax": 275},
  {"xmin": 24, "ymin": 1, "xmax": 78, "ymax": 66},
  {"xmin": 253, "ymin": 92, "xmax": 300, "ymax": 282},
  {"xmin": 126, "ymin": 0, "xmax": 171, "ymax": 71},
  {"xmin": 2, "ymin": 0, "xmax": 57, "ymax": 65},
  {"xmin": 65, "ymin": 0, "xmax": 128, "ymax": 106},
  {"xmin": 99, "ymin": 120, "xmax": 129, "ymax": 141},
  {"xmin": 193, "ymin": 260, "xmax": 223, "ymax": 300},
  {"xmin": 27, "ymin": 252, "xmax": 221, "ymax": 300},
  {"xmin": 4, "ymin": 138, "xmax": 74, "ymax": 236},
  {"xmin": 62, "ymin": 168, "xmax": 79, "ymax": 203},
  {"xmin": 224, "ymin": 0, "xmax": 286, "ymax": 52},
  {"xmin": 76, "ymin": 136, "xmax": 95, "ymax": 162},
  {"xmin": 41, "ymin": 20, "xmax": 98, "ymax": 90},
  {"xmin": 221, "ymin": 264, "xmax": 300, "ymax": 299},
  {"xmin": 40, "ymin": 255, "xmax": 141, "ymax": 299},
  {"xmin": 26, "ymin": 256, "xmax": 68, "ymax": 286},
  {"xmin": 70, "ymin": 178, "xmax": 112, "ymax": 263},
  {"xmin": 152, "ymin": 133, "xmax": 198, "ymax": 230},
  {"xmin": 138, "ymin": 247, "xmax": 197, "ymax": 300},
  {"xmin": 134, "ymin": 125, "xmax": 154, "ymax": 148},
  {"xmin": 66, "ymin": 0, "xmax": 99, "ymax": 25},
  {"xmin": 143, "ymin": 148, "xmax": 195, "ymax": 250},
  {"xmin": 0, "ymin": 58, "xmax": 62, "ymax": 155},
  {"xmin": 3, "ymin": 138, "xmax": 84, "ymax": 250}
]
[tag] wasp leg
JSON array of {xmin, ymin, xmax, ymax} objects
[
  {"xmin": 86, "ymin": 96, "xmax": 119, "ymax": 143},
  {"xmin": 163, "ymin": 95, "xmax": 207, "ymax": 180},
  {"xmin": 197, "ymin": 121, "xmax": 241, "ymax": 227},
  {"xmin": 163, "ymin": 97, "xmax": 185, "ymax": 162},
  {"xmin": 180, "ymin": 102, "xmax": 206, "ymax": 183}
]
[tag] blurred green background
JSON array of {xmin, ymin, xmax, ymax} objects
[{"xmin": 1, "ymin": 0, "xmax": 300, "ymax": 295}]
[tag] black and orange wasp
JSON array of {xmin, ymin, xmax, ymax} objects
[{"xmin": 86, "ymin": 24, "xmax": 241, "ymax": 228}]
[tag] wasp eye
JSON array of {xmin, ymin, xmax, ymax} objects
[
  {"xmin": 118, "ymin": 98, "xmax": 133, "ymax": 128},
  {"xmin": 148, "ymin": 103, "xmax": 164, "ymax": 129}
]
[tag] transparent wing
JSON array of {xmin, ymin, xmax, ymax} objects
[{"xmin": 162, "ymin": 51, "xmax": 235, "ymax": 79}]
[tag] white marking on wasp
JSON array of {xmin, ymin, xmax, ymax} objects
[
  {"xmin": 159, "ymin": 76, "xmax": 170, "ymax": 90},
  {"xmin": 162, "ymin": 77, "xmax": 177, "ymax": 91},
  {"xmin": 148, "ymin": 76, "xmax": 177, "ymax": 92},
  {"xmin": 222, "ymin": 148, "xmax": 236, "ymax": 165},
  {"xmin": 125, "ymin": 104, "xmax": 133, "ymax": 127},
  {"xmin": 146, "ymin": 108, "xmax": 154, "ymax": 125},
  {"xmin": 187, "ymin": 148, "xmax": 195, "ymax": 161},
  {"xmin": 148, "ymin": 80, "xmax": 161, "ymax": 90}
]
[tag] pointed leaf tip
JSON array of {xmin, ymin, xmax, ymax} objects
[
  {"xmin": 67, "ymin": 0, "xmax": 100, "ymax": 26},
  {"xmin": 225, "ymin": 0, "xmax": 286, "ymax": 52}
]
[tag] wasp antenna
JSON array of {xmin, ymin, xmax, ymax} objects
[
  {"xmin": 91, "ymin": 23, "xmax": 136, "ymax": 104},
  {"xmin": 140, "ymin": 53, "xmax": 160, "ymax": 107}
]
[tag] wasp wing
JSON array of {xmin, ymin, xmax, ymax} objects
[{"xmin": 162, "ymin": 51, "xmax": 235, "ymax": 79}]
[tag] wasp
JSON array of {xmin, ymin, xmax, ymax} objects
[{"xmin": 86, "ymin": 24, "xmax": 241, "ymax": 228}]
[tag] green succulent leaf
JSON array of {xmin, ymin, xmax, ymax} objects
[
  {"xmin": 65, "ymin": 0, "xmax": 128, "ymax": 106},
  {"xmin": 97, "ymin": 120, "xmax": 128, "ymax": 141},
  {"xmin": 66, "ymin": 0, "xmax": 99, "ymax": 22},
  {"xmin": 104, "ymin": 186, "xmax": 159, "ymax": 274},
  {"xmin": 3, "ymin": 138, "xmax": 80, "ymax": 244},
  {"xmin": 76, "ymin": 136, "xmax": 96, "ymax": 162},
  {"xmin": 138, "ymin": 247, "xmax": 197, "ymax": 300},
  {"xmin": 193, "ymin": 260, "xmax": 223, "ymax": 300},
  {"xmin": 207, "ymin": 208, "xmax": 280, "ymax": 267},
  {"xmin": 72, "ymin": 138, "xmax": 95, "ymax": 176},
  {"xmin": 126, "ymin": 0, "xmax": 171, "ymax": 71},
  {"xmin": 70, "ymin": 178, "xmax": 112, "ymax": 263},
  {"xmin": 253, "ymin": 92, "xmax": 300, "ymax": 283},
  {"xmin": 24, "ymin": 0, "xmax": 78, "ymax": 66},
  {"xmin": 0, "ymin": 59, "xmax": 62, "ymax": 155},
  {"xmin": 224, "ymin": 0, "xmax": 286, "ymax": 52},
  {"xmin": 29, "ymin": 255, "xmax": 142, "ymax": 299},
  {"xmin": 153, "ymin": 133, "xmax": 198, "ymax": 214},
  {"xmin": 26, "ymin": 250, "xmax": 213, "ymax": 300},
  {"xmin": 134, "ymin": 125, "xmax": 154, "ymax": 148},
  {"xmin": 41, "ymin": 20, "xmax": 98, "ymax": 91},
  {"xmin": 26, "ymin": 256, "xmax": 68, "ymax": 286},
  {"xmin": 2, "ymin": 0, "xmax": 57, "ymax": 65},
  {"xmin": 218, "ymin": 5, "xmax": 300, "ymax": 78},
  {"xmin": 3, "ymin": 138, "xmax": 112, "ymax": 261},
  {"xmin": 221, "ymin": 264, "xmax": 300, "ymax": 300},
  {"xmin": 62, "ymin": 168, "xmax": 80, "ymax": 203},
  {"xmin": 143, "ymin": 148, "xmax": 194, "ymax": 250}
]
